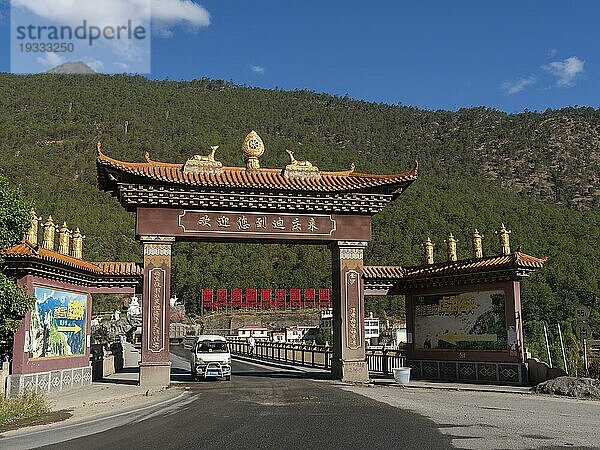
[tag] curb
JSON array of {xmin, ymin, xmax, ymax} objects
[
  {"xmin": 371, "ymin": 380, "xmax": 533, "ymax": 395},
  {"xmin": 232, "ymin": 354, "xmax": 533, "ymax": 394}
]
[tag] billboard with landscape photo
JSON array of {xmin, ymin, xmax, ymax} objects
[
  {"xmin": 29, "ymin": 286, "xmax": 87, "ymax": 358},
  {"xmin": 413, "ymin": 290, "xmax": 507, "ymax": 351}
]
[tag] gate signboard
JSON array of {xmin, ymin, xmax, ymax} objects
[
  {"xmin": 413, "ymin": 290, "xmax": 507, "ymax": 351},
  {"xmin": 29, "ymin": 286, "xmax": 87, "ymax": 359}
]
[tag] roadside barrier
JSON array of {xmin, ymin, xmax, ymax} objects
[{"xmin": 227, "ymin": 338, "xmax": 406, "ymax": 375}]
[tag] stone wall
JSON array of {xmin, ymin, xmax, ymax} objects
[
  {"xmin": 408, "ymin": 359, "xmax": 526, "ymax": 385},
  {"xmin": 527, "ymin": 357, "xmax": 567, "ymax": 384},
  {"xmin": 6, "ymin": 366, "xmax": 92, "ymax": 397}
]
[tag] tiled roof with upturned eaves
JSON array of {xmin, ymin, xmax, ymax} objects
[
  {"xmin": 96, "ymin": 148, "xmax": 418, "ymax": 194},
  {"xmin": 363, "ymin": 252, "xmax": 547, "ymax": 283},
  {"xmin": 2, "ymin": 241, "xmax": 142, "ymax": 276}
]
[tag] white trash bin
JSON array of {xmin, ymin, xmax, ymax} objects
[{"xmin": 392, "ymin": 367, "xmax": 411, "ymax": 385}]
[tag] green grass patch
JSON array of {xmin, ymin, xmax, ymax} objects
[{"xmin": 0, "ymin": 392, "xmax": 49, "ymax": 427}]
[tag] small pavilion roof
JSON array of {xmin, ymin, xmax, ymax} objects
[
  {"xmin": 401, "ymin": 252, "xmax": 546, "ymax": 280},
  {"xmin": 2, "ymin": 241, "xmax": 142, "ymax": 277},
  {"xmin": 363, "ymin": 252, "xmax": 547, "ymax": 291},
  {"xmin": 96, "ymin": 148, "xmax": 418, "ymax": 194}
]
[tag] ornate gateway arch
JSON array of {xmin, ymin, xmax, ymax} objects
[{"xmin": 96, "ymin": 131, "xmax": 417, "ymax": 385}]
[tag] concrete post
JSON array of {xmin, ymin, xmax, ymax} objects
[
  {"xmin": 331, "ymin": 241, "xmax": 369, "ymax": 383},
  {"xmin": 1, "ymin": 360, "xmax": 9, "ymax": 398},
  {"xmin": 139, "ymin": 236, "xmax": 175, "ymax": 387}
]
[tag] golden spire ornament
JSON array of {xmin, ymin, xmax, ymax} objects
[
  {"xmin": 71, "ymin": 227, "xmax": 85, "ymax": 259},
  {"xmin": 445, "ymin": 233, "xmax": 458, "ymax": 262},
  {"xmin": 26, "ymin": 209, "xmax": 41, "ymax": 245},
  {"xmin": 495, "ymin": 224, "xmax": 512, "ymax": 255},
  {"xmin": 422, "ymin": 237, "xmax": 435, "ymax": 265},
  {"xmin": 42, "ymin": 215, "xmax": 56, "ymax": 250},
  {"xmin": 58, "ymin": 222, "xmax": 71, "ymax": 255},
  {"xmin": 472, "ymin": 228, "xmax": 484, "ymax": 259}
]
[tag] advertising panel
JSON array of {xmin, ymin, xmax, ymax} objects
[
  {"xmin": 414, "ymin": 290, "xmax": 507, "ymax": 351},
  {"xmin": 29, "ymin": 286, "xmax": 87, "ymax": 358}
]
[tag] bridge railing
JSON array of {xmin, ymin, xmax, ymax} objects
[
  {"xmin": 228, "ymin": 338, "xmax": 334, "ymax": 370},
  {"xmin": 227, "ymin": 337, "xmax": 406, "ymax": 375}
]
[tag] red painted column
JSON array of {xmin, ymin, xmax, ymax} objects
[
  {"xmin": 139, "ymin": 236, "xmax": 174, "ymax": 386},
  {"xmin": 331, "ymin": 241, "xmax": 369, "ymax": 382}
]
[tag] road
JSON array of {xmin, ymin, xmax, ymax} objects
[
  {"xmin": 346, "ymin": 385, "xmax": 600, "ymax": 449},
  {"xmin": 18, "ymin": 346, "xmax": 451, "ymax": 450},
  {"xmin": 7, "ymin": 346, "xmax": 597, "ymax": 449}
]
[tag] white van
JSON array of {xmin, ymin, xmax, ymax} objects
[{"xmin": 191, "ymin": 335, "xmax": 232, "ymax": 381}]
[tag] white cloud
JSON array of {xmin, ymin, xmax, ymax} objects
[
  {"xmin": 114, "ymin": 62, "xmax": 130, "ymax": 71},
  {"xmin": 542, "ymin": 56, "xmax": 585, "ymax": 87},
  {"xmin": 12, "ymin": 0, "xmax": 210, "ymax": 32},
  {"xmin": 82, "ymin": 56, "xmax": 104, "ymax": 72},
  {"xmin": 250, "ymin": 65, "xmax": 266, "ymax": 74},
  {"xmin": 36, "ymin": 51, "xmax": 65, "ymax": 68},
  {"xmin": 500, "ymin": 76, "xmax": 536, "ymax": 95},
  {"xmin": 151, "ymin": 0, "xmax": 210, "ymax": 28}
]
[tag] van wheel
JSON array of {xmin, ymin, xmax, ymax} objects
[{"xmin": 225, "ymin": 375, "xmax": 231, "ymax": 381}]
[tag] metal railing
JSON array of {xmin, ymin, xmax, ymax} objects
[
  {"xmin": 365, "ymin": 347, "xmax": 407, "ymax": 375},
  {"xmin": 229, "ymin": 339, "xmax": 334, "ymax": 370},
  {"xmin": 227, "ymin": 337, "xmax": 406, "ymax": 375}
]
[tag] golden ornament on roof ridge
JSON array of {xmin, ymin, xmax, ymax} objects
[
  {"xmin": 242, "ymin": 130, "xmax": 264, "ymax": 172},
  {"xmin": 283, "ymin": 149, "xmax": 321, "ymax": 179},
  {"xmin": 183, "ymin": 145, "xmax": 224, "ymax": 175}
]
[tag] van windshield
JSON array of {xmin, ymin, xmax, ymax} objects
[{"xmin": 196, "ymin": 341, "xmax": 228, "ymax": 353}]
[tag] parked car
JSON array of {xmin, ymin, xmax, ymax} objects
[{"xmin": 191, "ymin": 335, "xmax": 232, "ymax": 381}]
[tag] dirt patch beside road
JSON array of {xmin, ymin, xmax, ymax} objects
[{"xmin": 534, "ymin": 376, "xmax": 600, "ymax": 399}]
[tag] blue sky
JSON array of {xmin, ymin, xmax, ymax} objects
[{"xmin": 1, "ymin": 1, "xmax": 598, "ymax": 112}]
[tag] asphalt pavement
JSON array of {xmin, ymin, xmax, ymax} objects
[{"xmin": 33, "ymin": 345, "xmax": 452, "ymax": 450}]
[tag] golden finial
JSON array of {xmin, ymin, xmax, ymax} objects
[
  {"xmin": 25, "ymin": 209, "xmax": 41, "ymax": 245},
  {"xmin": 71, "ymin": 227, "xmax": 85, "ymax": 259},
  {"xmin": 444, "ymin": 233, "xmax": 458, "ymax": 262},
  {"xmin": 183, "ymin": 145, "xmax": 223, "ymax": 175},
  {"xmin": 472, "ymin": 228, "xmax": 484, "ymax": 259},
  {"xmin": 242, "ymin": 130, "xmax": 265, "ymax": 172},
  {"xmin": 495, "ymin": 224, "xmax": 511, "ymax": 255},
  {"xmin": 283, "ymin": 149, "xmax": 321, "ymax": 179},
  {"xmin": 42, "ymin": 215, "xmax": 56, "ymax": 250},
  {"xmin": 96, "ymin": 141, "xmax": 102, "ymax": 155},
  {"xmin": 422, "ymin": 237, "xmax": 435, "ymax": 265},
  {"xmin": 58, "ymin": 222, "xmax": 71, "ymax": 255}
]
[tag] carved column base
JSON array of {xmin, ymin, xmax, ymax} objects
[
  {"xmin": 333, "ymin": 359, "xmax": 369, "ymax": 383},
  {"xmin": 139, "ymin": 361, "xmax": 171, "ymax": 387}
]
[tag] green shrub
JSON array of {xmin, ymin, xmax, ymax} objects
[{"xmin": 0, "ymin": 392, "xmax": 49, "ymax": 426}]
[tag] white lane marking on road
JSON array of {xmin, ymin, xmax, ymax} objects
[{"xmin": 2, "ymin": 391, "xmax": 192, "ymax": 443}]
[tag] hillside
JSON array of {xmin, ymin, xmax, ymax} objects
[{"xmin": 0, "ymin": 74, "xmax": 598, "ymax": 363}]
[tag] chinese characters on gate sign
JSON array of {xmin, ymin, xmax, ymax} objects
[
  {"xmin": 349, "ymin": 306, "xmax": 358, "ymax": 348},
  {"xmin": 150, "ymin": 269, "xmax": 163, "ymax": 351},
  {"xmin": 182, "ymin": 211, "xmax": 334, "ymax": 235}
]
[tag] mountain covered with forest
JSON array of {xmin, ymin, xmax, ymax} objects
[{"xmin": 0, "ymin": 73, "xmax": 598, "ymax": 363}]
